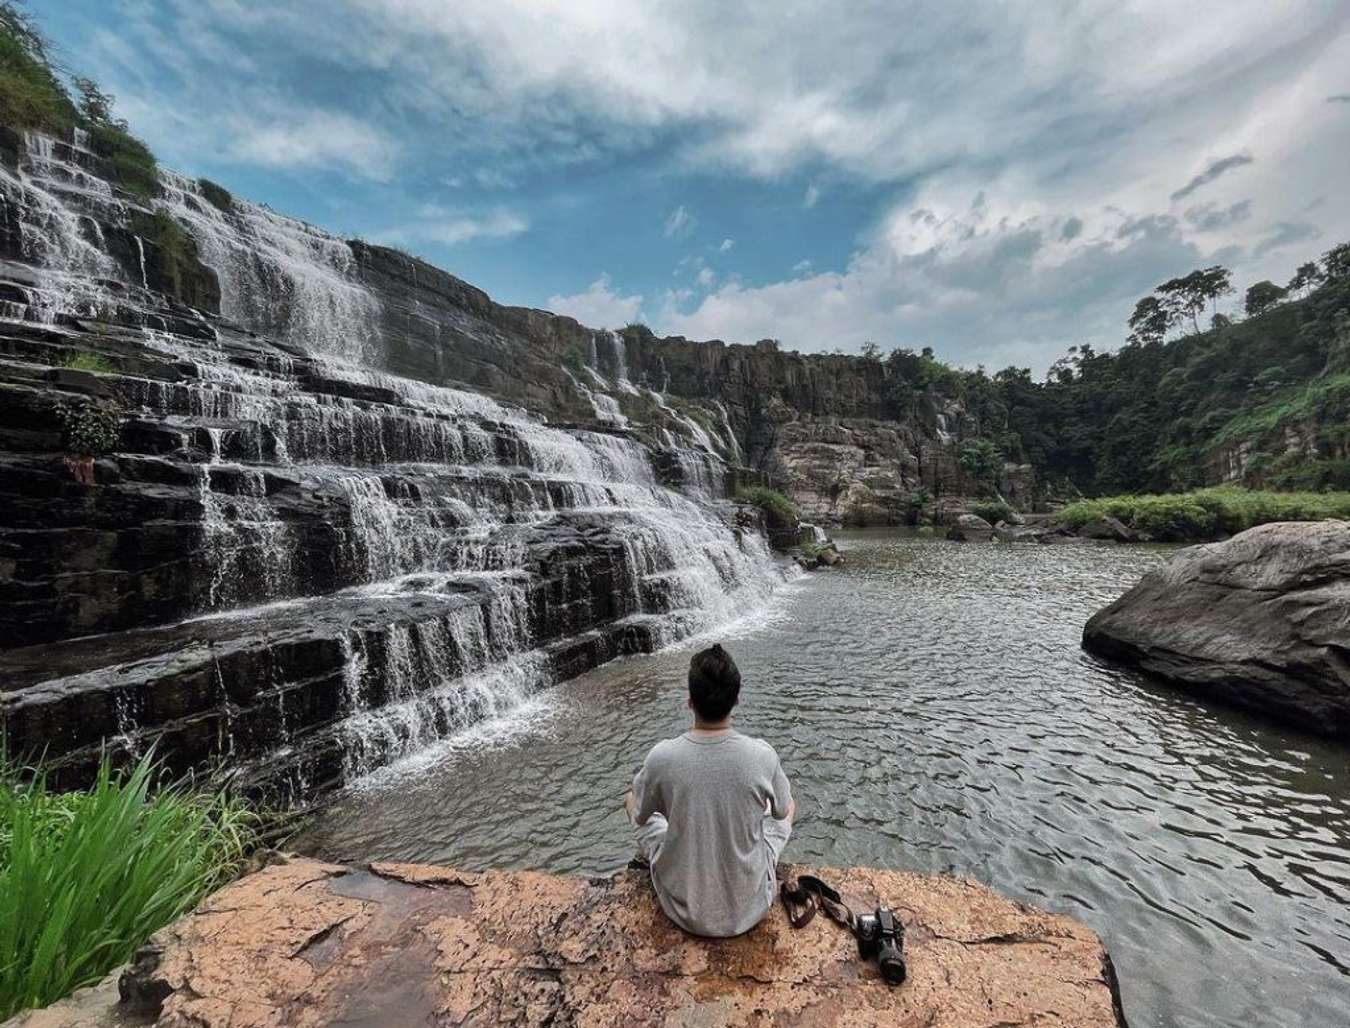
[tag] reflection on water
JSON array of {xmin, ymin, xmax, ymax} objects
[{"xmin": 297, "ymin": 530, "xmax": 1350, "ymax": 1028}]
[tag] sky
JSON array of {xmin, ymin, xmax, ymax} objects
[{"xmin": 39, "ymin": 0, "xmax": 1350, "ymax": 372}]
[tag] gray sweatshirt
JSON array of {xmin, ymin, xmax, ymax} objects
[{"xmin": 632, "ymin": 730, "xmax": 793, "ymax": 937}]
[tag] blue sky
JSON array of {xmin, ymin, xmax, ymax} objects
[{"xmin": 40, "ymin": 0, "xmax": 1350, "ymax": 371}]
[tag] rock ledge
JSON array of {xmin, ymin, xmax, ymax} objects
[{"xmin": 11, "ymin": 854, "xmax": 1127, "ymax": 1027}]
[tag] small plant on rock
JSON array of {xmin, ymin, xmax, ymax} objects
[
  {"xmin": 736, "ymin": 486, "xmax": 798, "ymax": 523},
  {"xmin": 55, "ymin": 399, "xmax": 121, "ymax": 484},
  {"xmin": 59, "ymin": 350, "xmax": 115, "ymax": 374}
]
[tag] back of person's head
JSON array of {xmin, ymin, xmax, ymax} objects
[{"xmin": 688, "ymin": 644, "xmax": 741, "ymax": 722}]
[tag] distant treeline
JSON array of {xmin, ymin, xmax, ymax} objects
[{"xmin": 868, "ymin": 241, "xmax": 1350, "ymax": 496}]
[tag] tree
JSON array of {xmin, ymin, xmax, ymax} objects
[
  {"xmin": 859, "ymin": 341, "xmax": 882, "ymax": 361},
  {"xmin": 1323, "ymin": 242, "xmax": 1350, "ymax": 282},
  {"xmin": 1155, "ymin": 265, "xmax": 1232, "ymax": 334},
  {"xmin": 957, "ymin": 438, "xmax": 1003, "ymax": 483},
  {"xmin": 1211, "ymin": 312, "xmax": 1232, "ymax": 330},
  {"xmin": 1288, "ymin": 261, "xmax": 1325, "ymax": 297},
  {"xmin": 1244, "ymin": 280, "xmax": 1287, "ymax": 317},
  {"xmin": 1128, "ymin": 295, "xmax": 1172, "ymax": 344},
  {"xmin": 72, "ymin": 77, "xmax": 127, "ymax": 130}
]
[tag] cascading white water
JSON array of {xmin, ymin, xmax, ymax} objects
[
  {"xmin": 0, "ymin": 133, "xmax": 122, "ymax": 319},
  {"xmin": 0, "ymin": 128, "xmax": 787, "ymax": 785},
  {"xmin": 603, "ymin": 329, "xmax": 640, "ymax": 395},
  {"xmin": 157, "ymin": 171, "xmax": 382, "ymax": 362}
]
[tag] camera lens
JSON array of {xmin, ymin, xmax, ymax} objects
[{"xmin": 878, "ymin": 946, "xmax": 907, "ymax": 985}]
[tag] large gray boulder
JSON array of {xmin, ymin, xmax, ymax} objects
[
  {"xmin": 946, "ymin": 513, "xmax": 995, "ymax": 542},
  {"xmin": 1083, "ymin": 521, "xmax": 1350, "ymax": 737}
]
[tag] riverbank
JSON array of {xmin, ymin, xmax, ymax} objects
[
  {"xmin": 1054, "ymin": 486, "xmax": 1350, "ymax": 542},
  {"xmin": 10, "ymin": 853, "xmax": 1127, "ymax": 1027}
]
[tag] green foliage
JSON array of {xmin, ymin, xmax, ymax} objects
[
  {"xmin": 0, "ymin": 5, "xmax": 157, "ymax": 194},
  {"xmin": 969, "ymin": 500, "xmax": 1013, "ymax": 525},
  {"xmin": 59, "ymin": 351, "xmax": 115, "ymax": 374},
  {"xmin": 983, "ymin": 261, "xmax": 1350, "ymax": 496},
  {"xmin": 1324, "ymin": 242, "xmax": 1350, "ymax": 282},
  {"xmin": 0, "ymin": 753, "xmax": 257, "ymax": 1019},
  {"xmin": 1057, "ymin": 487, "xmax": 1350, "ymax": 542},
  {"xmin": 560, "ymin": 343, "xmax": 586, "ymax": 376},
  {"xmin": 957, "ymin": 438, "xmax": 1003, "ymax": 483},
  {"xmin": 54, "ymin": 400, "xmax": 121, "ymax": 457},
  {"xmin": 736, "ymin": 486, "xmax": 798, "ymax": 523},
  {"xmin": 0, "ymin": 2, "xmax": 78, "ymax": 133},
  {"xmin": 88, "ymin": 121, "xmax": 157, "ymax": 198},
  {"xmin": 1245, "ymin": 280, "xmax": 1287, "ymax": 316},
  {"xmin": 197, "ymin": 178, "xmax": 233, "ymax": 212}
]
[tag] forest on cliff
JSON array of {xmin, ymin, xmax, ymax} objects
[{"xmin": 872, "ymin": 246, "xmax": 1350, "ymax": 498}]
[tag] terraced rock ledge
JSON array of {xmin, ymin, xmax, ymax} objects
[{"xmin": 10, "ymin": 855, "xmax": 1127, "ymax": 1028}]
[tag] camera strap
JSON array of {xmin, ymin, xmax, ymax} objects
[{"xmin": 779, "ymin": 874, "xmax": 858, "ymax": 935}]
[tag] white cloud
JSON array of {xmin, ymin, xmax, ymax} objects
[
  {"xmin": 696, "ymin": 266, "xmax": 716, "ymax": 287},
  {"xmin": 378, "ymin": 205, "xmax": 528, "ymax": 246},
  {"xmin": 657, "ymin": 188, "xmax": 1235, "ymax": 370},
  {"xmin": 547, "ymin": 273, "xmax": 643, "ymax": 328},
  {"xmin": 663, "ymin": 205, "xmax": 694, "ymax": 238},
  {"xmin": 73, "ymin": 0, "xmax": 1350, "ymax": 368},
  {"xmin": 718, "ymin": 238, "xmax": 735, "ymax": 252},
  {"xmin": 227, "ymin": 109, "xmax": 399, "ymax": 180}
]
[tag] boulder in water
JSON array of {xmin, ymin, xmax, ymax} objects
[
  {"xmin": 946, "ymin": 513, "xmax": 995, "ymax": 542},
  {"xmin": 1077, "ymin": 516, "xmax": 1138, "ymax": 543},
  {"xmin": 1083, "ymin": 521, "xmax": 1350, "ymax": 737},
  {"xmin": 16, "ymin": 855, "xmax": 1127, "ymax": 1027}
]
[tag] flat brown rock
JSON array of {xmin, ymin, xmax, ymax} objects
[{"xmin": 10, "ymin": 855, "xmax": 1127, "ymax": 1027}]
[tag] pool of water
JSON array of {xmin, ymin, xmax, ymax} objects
[{"xmin": 296, "ymin": 530, "xmax": 1350, "ymax": 1027}]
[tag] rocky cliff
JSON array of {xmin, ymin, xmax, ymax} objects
[
  {"xmin": 0, "ymin": 127, "xmax": 790, "ymax": 799},
  {"xmin": 8, "ymin": 854, "xmax": 1129, "ymax": 1028}
]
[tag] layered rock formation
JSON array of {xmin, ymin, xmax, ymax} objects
[
  {"xmin": 8, "ymin": 854, "xmax": 1128, "ymax": 1028},
  {"xmin": 1083, "ymin": 521, "xmax": 1350, "ymax": 737},
  {"xmin": 0, "ymin": 128, "xmax": 786, "ymax": 799}
]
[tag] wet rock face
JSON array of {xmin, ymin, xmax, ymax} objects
[
  {"xmin": 1083, "ymin": 521, "xmax": 1350, "ymax": 737},
  {"xmin": 0, "ymin": 127, "xmax": 785, "ymax": 802},
  {"xmin": 10, "ymin": 855, "xmax": 1127, "ymax": 1028}
]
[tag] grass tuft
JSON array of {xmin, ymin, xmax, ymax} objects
[
  {"xmin": 0, "ymin": 752, "xmax": 257, "ymax": 1019},
  {"xmin": 736, "ymin": 485, "xmax": 798, "ymax": 523}
]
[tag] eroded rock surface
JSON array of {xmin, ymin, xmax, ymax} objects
[
  {"xmin": 1083, "ymin": 520, "xmax": 1350, "ymax": 736},
  {"xmin": 7, "ymin": 855, "xmax": 1126, "ymax": 1028}
]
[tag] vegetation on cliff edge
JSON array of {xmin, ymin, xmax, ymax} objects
[
  {"xmin": 1057, "ymin": 487, "xmax": 1350, "ymax": 542},
  {"xmin": 0, "ymin": 2, "xmax": 157, "ymax": 196},
  {"xmin": 0, "ymin": 753, "xmax": 257, "ymax": 1019}
]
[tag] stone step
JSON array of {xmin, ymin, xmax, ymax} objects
[{"xmin": 0, "ymin": 570, "xmax": 660, "ymax": 802}]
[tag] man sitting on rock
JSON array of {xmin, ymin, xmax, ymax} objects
[{"xmin": 624, "ymin": 643, "xmax": 795, "ymax": 937}]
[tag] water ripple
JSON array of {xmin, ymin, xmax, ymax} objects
[{"xmin": 297, "ymin": 530, "xmax": 1350, "ymax": 1028}]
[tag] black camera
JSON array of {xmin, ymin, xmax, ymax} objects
[{"xmin": 855, "ymin": 906, "xmax": 906, "ymax": 985}]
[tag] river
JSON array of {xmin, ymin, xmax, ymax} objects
[{"xmin": 296, "ymin": 530, "xmax": 1350, "ymax": 1028}]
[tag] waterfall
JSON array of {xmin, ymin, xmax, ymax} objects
[
  {"xmin": 156, "ymin": 172, "xmax": 382, "ymax": 362},
  {"xmin": 604, "ymin": 329, "xmax": 639, "ymax": 395},
  {"xmin": 0, "ymin": 128, "xmax": 787, "ymax": 797}
]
